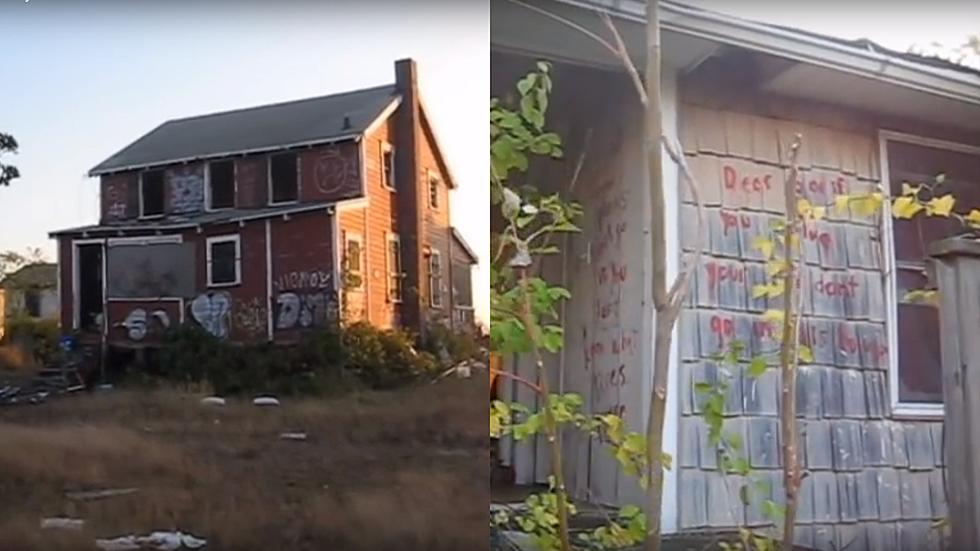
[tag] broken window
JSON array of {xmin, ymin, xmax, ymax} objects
[
  {"xmin": 428, "ymin": 172, "xmax": 440, "ymax": 209},
  {"xmin": 381, "ymin": 143, "xmax": 395, "ymax": 190},
  {"xmin": 140, "ymin": 170, "xmax": 165, "ymax": 217},
  {"xmin": 387, "ymin": 233, "xmax": 402, "ymax": 302},
  {"xmin": 429, "ymin": 250, "xmax": 443, "ymax": 307},
  {"xmin": 207, "ymin": 235, "xmax": 241, "ymax": 287},
  {"xmin": 269, "ymin": 153, "xmax": 298, "ymax": 204},
  {"xmin": 208, "ymin": 160, "xmax": 235, "ymax": 210},
  {"xmin": 887, "ymin": 138, "xmax": 980, "ymax": 407}
]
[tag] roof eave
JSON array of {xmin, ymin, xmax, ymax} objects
[
  {"xmin": 88, "ymin": 132, "xmax": 365, "ymax": 177},
  {"xmin": 551, "ymin": 0, "xmax": 980, "ymax": 107}
]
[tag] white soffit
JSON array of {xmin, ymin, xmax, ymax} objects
[{"xmin": 762, "ymin": 63, "xmax": 980, "ymax": 132}]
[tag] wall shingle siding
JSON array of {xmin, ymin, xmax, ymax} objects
[{"xmin": 676, "ymin": 103, "xmax": 945, "ymax": 550}]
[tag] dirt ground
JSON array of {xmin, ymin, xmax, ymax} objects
[{"xmin": 0, "ymin": 376, "xmax": 488, "ymax": 550}]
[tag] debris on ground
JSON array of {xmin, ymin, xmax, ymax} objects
[
  {"xmin": 40, "ymin": 517, "xmax": 85, "ymax": 530},
  {"xmin": 95, "ymin": 531, "xmax": 207, "ymax": 550},
  {"xmin": 279, "ymin": 432, "xmax": 307, "ymax": 441},
  {"xmin": 66, "ymin": 488, "xmax": 140, "ymax": 501},
  {"xmin": 252, "ymin": 396, "xmax": 280, "ymax": 407},
  {"xmin": 200, "ymin": 397, "xmax": 226, "ymax": 407}
]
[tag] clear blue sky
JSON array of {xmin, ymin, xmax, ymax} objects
[{"xmin": 0, "ymin": 0, "xmax": 489, "ymax": 324}]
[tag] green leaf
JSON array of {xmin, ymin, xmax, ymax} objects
[
  {"xmin": 748, "ymin": 356, "xmax": 768, "ymax": 377},
  {"xmin": 517, "ymin": 73, "xmax": 537, "ymax": 96},
  {"xmin": 798, "ymin": 345, "xmax": 814, "ymax": 364}
]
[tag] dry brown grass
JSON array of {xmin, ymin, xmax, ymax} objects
[{"xmin": 0, "ymin": 376, "xmax": 488, "ymax": 550}]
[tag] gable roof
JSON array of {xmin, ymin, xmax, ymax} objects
[
  {"xmin": 451, "ymin": 228, "xmax": 479, "ymax": 265},
  {"xmin": 0, "ymin": 263, "xmax": 57, "ymax": 290},
  {"xmin": 90, "ymin": 85, "xmax": 400, "ymax": 176}
]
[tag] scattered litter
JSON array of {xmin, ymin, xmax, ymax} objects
[
  {"xmin": 200, "ymin": 397, "xmax": 226, "ymax": 407},
  {"xmin": 279, "ymin": 432, "xmax": 307, "ymax": 441},
  {"xmin": 252, "ymin": 396, "xmax": 280, "ymax": 407},
  {"xmin": 66, "ymin": 488, "xmax": 140, "ymax": 502},
  {"xmin": 96, "ymin": 531, "xmax": 206, "ymax": 551},
  {"xmin": 96, "ymin": 384, "xmax": 115, "ymax": 391},
  {"xmin": 455, "ymin": 363, "xmax": 473, "ymax": 378},
  {"xmin": 41, "ymin": 517, "xmax": 85, "ymax": 530}
]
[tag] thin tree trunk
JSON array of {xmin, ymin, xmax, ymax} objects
[
  {"xmin": 779, "ymin": 138, "xmax": 803, "ymax": 551},
  {"xmin": 644, "ymin": 2, "xmax": 668, "ymax": 551}
]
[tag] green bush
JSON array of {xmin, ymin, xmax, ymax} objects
[
  {"xmin": 3, "ymin": 316, "xmax": 60, "ymax": 366},
  {"xmin": 343, "ymin": 322, "xmax": 438, "ymax": 389}
]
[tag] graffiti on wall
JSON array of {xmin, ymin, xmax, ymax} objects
[
  {"xmin": 104, "ymin": 178, "xmax": 128, "ymax": 220},
  {"xmin": 233, "ymin": 297, "xmax": 267, "ymax": 338},
  {"xmin": 168, "ymin": 166, "xmax": 205, "ymax": 214},
  {"xmin": 120, "ymin": 308, "xmax": 171, "ymax": 341},
  {"xmin": 275, "ymin": 290, "xmax": 338, "ymax": 330},
  {"xmin": 274, "ymin": 270, "xmax": 331, "ymax": 292},
  {"xmin": 190, "ymin": 291, "xmax": 232, "ymax": 339},
  {"xmin": 313, "ymin": 146, "xmax": 358, "ymax": 196}
]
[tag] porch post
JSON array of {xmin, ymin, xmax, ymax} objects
[{"xmin": 929, "ymin": 236, "xmax": 980, "ymax": 550}]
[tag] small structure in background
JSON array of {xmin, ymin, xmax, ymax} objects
[{"xmin": 0, "ymin": 262, "xmax": 58, "ymax": 342}]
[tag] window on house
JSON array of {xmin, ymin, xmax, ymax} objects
[
  {"xmin": 24, "ymin": 289, "xmax": 41, "ymax": 318},
  {"xmin": 208, "ymin": 160, "xmax": 235, "ymax": 210},
  {"xmin": 207, "ymin": 235, "xmax": 241, "ymax": 287},
  {"xmin": 381, "ymin": 143, "xmax": 395, "ymax": 190},
  {"xmin": 140, "ymin": 170, "xmax": 165, "ymax": 217},
  {"xmin": 429, "ymin": 250, "xmax": 443, "ymax": 307},
  {"xmin": 345, "ymin": 233, "xmax": 364, "ymax": 289},
  {"xmin": 428, "ymin": 172, "xmax": 440, "ymax": 209},
  {"xmin": 387, "ymin": 234, "xmax": 402, "ymax": 302},
  {"xmin": 269, "ymin": 153, "xmax": 298, "ymax": 204},
  {"xmin": 885, "ymin": 135, "xmax": 980, "ymax": 413},
  {"xmin": 452, "ymin": 263, "xmax": 473, "ymax": 308}
]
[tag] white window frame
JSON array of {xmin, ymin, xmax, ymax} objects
[
  {"xmin": 429, "ymin": 249, "xmax": 443, "ymax": 308},
  {"xmin": 206, "ymin": 234, "xmax": 242, "ymax": 288},
  {"xmin": 345, "ymin": 232, "xmax": 364, "ymax": 289},
  {"xmin": 880, "ymin": 130, "xmax": 980, "ymax": 419},
  {"xmin": 387, "ymin": 233, "xmax": 402, "ymax": 303},
  {"xmin": 267, "ymin": 152, "xmax": 300, "ymax": 206},
  {"xmin": 381, "ymin": 142, "xmax": 396, "ymax": 191},
  {"xmin": 206, "ymin": 159, "xmax": 237, "ymax": 212},
  {"xmin": 428, "ymin": 170, "xmax": 441, "ymax": 209},
  {"xmin": 138, "ymin": 170, "xmax": 165, "ymax": 219}
]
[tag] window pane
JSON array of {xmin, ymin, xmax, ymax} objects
[
  {"xmin": 142, "ymin": 170, "xmax": 164, "ymax": 216},
  {"xmin": 429, "ymin": 178, "xmax": 439, "ymax": 208},
  {"xmin": 453, "ymin": 264, "xmax": 473, "ymax": 307},
  {"xmin": 211, "ymin": 241, "xmax": 237, "ymax": 284},
  {"xmin": 888, "ymin": 140, "xmax": 980, "ymax": 405},
  {"xmin": 383, "ymin": 148, "xmax": 395, "ymax": 189},
  {"xmin": 271, "ymin": 154, "xmax": 298, "ymax": 203},
  {"xmin": 347, "ymin": 239, "xmax": 362, "ymax": 273},
  {"xmin": 210, "ymin": 161, "xmax": 235, "ymax": 209}
]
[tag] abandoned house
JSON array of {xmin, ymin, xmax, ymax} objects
[
  {"xmin": 0, "ymin": 263, "xmax": 59, "ymax": 341},
  {"xmin": 50, "ymin": 58, "xmax": 477, "ymax": 348},
  {"xmin": 493, "ymin": 1, "xmax": 980, "ymax": 549}
]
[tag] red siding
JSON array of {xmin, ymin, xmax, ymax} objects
[
  {"xmin": 418, "ymin": 113, "xmax": 453, "ymax": 326},
  {"xmin": 235, "ymin": 157, "xmax": 268, "ymax": 209},
  {"xmin": 299, "ymin": 142, "xmax": 362, "ymax": 203},
  {"xmin": 106, "ymin": 299, "xmax": 184, "ymax": 344},
  {"xmin": 363, "ymin": 117, "xmax": 401, "ymax": 329},
  {"xmin": 57, "ymin": 237, "xmax": 73, "ymax": 331}
]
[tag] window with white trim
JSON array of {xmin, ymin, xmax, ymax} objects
[
  {"xmin": 428, "ymin": 171, "xmax": 440, "ymax": 209},
  {"xmin": 140, "ymin": 170, "xmax": 165, "ymax": 218},
  {"xmin": 387, "ymin": 233, "xmax": 402, "ymax": 302},
  {"xmin": 345, "ymin": 232, "xmax": 364, "ymax": 289},
  {"xmin": 883, "ymin": 132, "xmax": 980, "ymax": 414},
  {"xmin": 429, "ymin": 250, "xmax": 443, "ymax": 307},
  {"xmin": 208, "ymin": 160, "xmax": 235, "ymax": 210},
  {"xmin": 269, "ymin": 152, "xmax": 298, "ymax": 204},
  {"xmin": 206, "ymin": 234, "xmax": 241, "ymax": 287},
  {"xmin": 381, "ymin": 142, "xmax": 395, "ymax": 190}
]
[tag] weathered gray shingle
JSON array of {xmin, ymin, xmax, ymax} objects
[
  {"xmin": 899, "ymin": 471, "xmax": 932, "ymax": 520},
  {"xmin": 831, "ymin": 421, "xmax": 864, "ymax": 471},
  {"xmin": 679, "ymin": 470, "xmax": 708, "ymax": 528},
  {"xmin": 876, "ymin": 469, "xmax": 902, "ymax": 521},
  {"xmin": 930, "ymin": 423, "xmax": 945, "ymax": 467},
  {"xmin": 906, "ymin": 424, "xmax": 936, "ymax": 471},
  {"xmin": 833, "ymin": 321, "xmax": 863, "ymax": 369},
  {"xmin": 856, "ymin": 469, "xmax": 880, "ymax": 520},
  {"xmin": 929, "ymin": 470, "xmax": 947, "ymax": 519},
  {"xmin": 680, "ymin": 417, "xmax": 701, "ymax": 469},
  {"xmin": 743, "ymin": 369, "xmax": 779, "ymax": 416},
  {"xmin": 838, "ymin": 473, "xmax": 860, "ymax": 522},
  {"xmin": 805, "ymin": 420, "xmax": 833, "ymax": 470},
  {"xmin": 857, "ymin": 323, "xmax": 889, "ymax": 370},
  {"xmin": 710, "ymin": 209, "xmax": 743, "ymax": 257},
  {"xmin": 748, "ymin": 417, "xmax": 781, "ymax": 468},
  {"xmin": 842, "ymin": 369, "xmax": 868, "ymax": 418},
  {"xmin": 812, "ymin": 472, "xmax": 841, "ymax": 523},
  {"xmin": 890, "ymin": 424, "xmax": 910, "ymax": 469},
  {"xmin": 706, "ymin": 472, "xmax": 745, "ymax": 526},
  {"xmin": 796, "ymin": 366, "xmax": 824, "ymax": 418},
  {"xmin": 846, "ymin": 226, "xmax": 879, "ymax": 269},
  {"xmin": 836, "ymin": 524, "xmax": 867, "ymax": 551},
  {"xmin": 821, "ymin": 369, "xmax": 845, "ymax": 419},
  {"xmin": 866, "ymin": 522, "xmax": 899, "ymax": 551},
  {"xmin": 679, "ymin": 309, "xmax": 700, "ymax": 361},
  {"xmin": 865, "ymin": 371, "xmax": 887, "ymax": 418},
  {"xmin": 862, "ymin": 422, "xmax": 893, "ymax": 466}
]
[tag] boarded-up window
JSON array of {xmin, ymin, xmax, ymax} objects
[
  {"xmin": 887, "ymin": 139, "xmax": 980, "ymax": 405},
  {"xmin": 452, "ymin": 263, "xmax": 473, "ymax": 308},
  {"xmin": 428, "ymin": 173, "xmax": 440, "ymax": 209},
  {"xmin": 269, "ymin": 153, "xmax": 298, "ymax": 204},
  {"xmin": 140, "ymin": 170, "xmax": 165, "ymax": 217},
  {"xmin": 345, "ymin": 233, "xmax": 363, "ymax": 289},
  {"xmin": 208, "ymin": 160, "xmax": 235, "ymax": 210}
]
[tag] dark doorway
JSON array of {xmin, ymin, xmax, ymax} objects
[{"xmin": 77, "ymin": 243, "xmax": 104, "ymax": 331}]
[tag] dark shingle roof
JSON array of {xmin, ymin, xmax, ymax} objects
[
  {"xmin": 90, "ymin": 84, "xmax": 399, "ymax": 176},
  {"xmin": 0, "ymin": 263, "xmax": 57, "ymax": 289}
]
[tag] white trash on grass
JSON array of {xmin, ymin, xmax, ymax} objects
[
  {"xmin": 96, "ymin": 531, "xmax": 207, "ymax": 550},
  {"xmin": 200, "ymin": 397, "xmax": 226, "ymax": 407},
  {"xmin": 252, "ymin": 396, "xmax": 280, "ymax": 407},
  {"xmin": 279, "ymin": 432, "xmax": 307, "ymax": 441},
  {"xmin": 40, "ymin": 517, "xmax": 85, "ymax": 530}
]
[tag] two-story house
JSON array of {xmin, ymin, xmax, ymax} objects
[{"xmin": 50, "ymin": 59, "xmax": 477, "ymax": 347}]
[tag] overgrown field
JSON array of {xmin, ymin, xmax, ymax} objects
[{"xmin": 0, "ymin": 376, "xmax": 488, "ymax": 550}]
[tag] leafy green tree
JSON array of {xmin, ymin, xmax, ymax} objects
[{"xmin": 0, "ymin": 132, "xmax": 20, "ymax": 187}]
